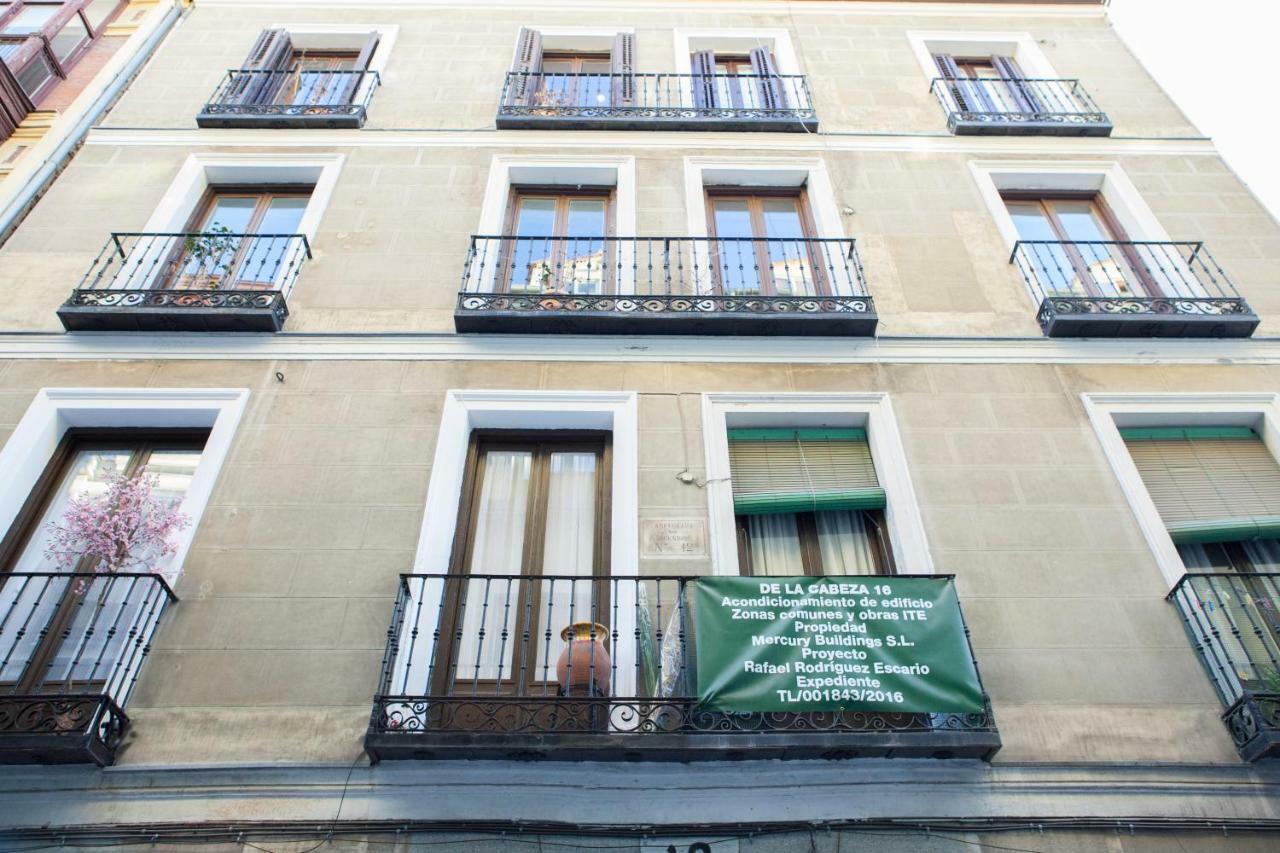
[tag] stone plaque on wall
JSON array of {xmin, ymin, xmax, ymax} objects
[{"xmin": 641, "ymin": 518, "xmax": 708, "ymax": 558}]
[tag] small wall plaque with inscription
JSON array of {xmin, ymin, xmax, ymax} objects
[{"xmin": 640, "ymin": 518, "xmax": 709, "ymax": 558}]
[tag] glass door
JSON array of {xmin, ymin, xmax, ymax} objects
[
  {"xmin": 172, "ymin": 189, "xmax": 309, "ymax": 291},
  {"xmin": 0, "ymin": 432, "xmax": 202, "ymax": 694},
  {"xmin": 707, "ymin": 191, "xmax": 824, "ymax": 297},
  {"xmin": 502, "ymin": 190, "xmax": 612, "ymax": 295},
  {"xmin": 537, "ymin": 53, "xmax": 612, "ymax": 109},
  {"xmin": 284, "ymin": 50, "xmax": 359, "ymax": 107},
  {"xmin": 434, "ymin": 434, "xmax": 610, "ymax": 701},
  {"xmin": 1004, "ymin": 196, "xmax": 1155, "ymax": 298}
]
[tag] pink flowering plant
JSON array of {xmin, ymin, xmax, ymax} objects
[{"xmin": 44, "ymin": 470, "xmax": 190, "ymax": 576}]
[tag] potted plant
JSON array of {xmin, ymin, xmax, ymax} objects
[
  {"xmin": 180, "ymin": 224, "xmax": 240, "ymax": 289},
  {"xmin": 44, "ymin": 468, "xmax": 191, "ymax": 584}
]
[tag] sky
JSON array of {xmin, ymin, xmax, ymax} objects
[{"xmin": 1107, "ymin": 0, "xmax": 1280, "ymax": 223}]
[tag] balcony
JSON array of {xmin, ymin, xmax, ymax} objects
[
  {"xmin": 1011, "ymin": 240, "xmax": 1258, "ymax": 338},
  {"xmin": 196, "ymin": 69, "xmax": 380, "ymax": 129},
  {"xmin": 929, "ymin": 77, "xmax": 1112, "ymax": 136},
  {"xmin": 365, "ymin": 573, "xmax": 1000, "ymax": 762},
  {"xmin": 495, "ymin": 72, "xmax": 817, "ymax": 132},
  {"xmin": 1169, "ymin": 573, "xmax": 1280, "ymax": 762},
  {"xmin": 455, "ymin": 236, "xmax": 876, "ymax": 336},
  {"xmin": 58, "ymin": 231, "xmax": 311, "ymax": 333},
  {"xmin": 0, "ymin": 572, "xmax": 176, "ymax": 766}
]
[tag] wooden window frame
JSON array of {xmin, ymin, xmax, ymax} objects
[
  {"xmin": 1000, "ymin": 190, "xmax": 1162, "ymax": 298},
  {"xmin": 433, "ymin": 429, "xmax": 613, "ymax": 697},
  {"xmin": 0, "ymin": 427, "xmax": 208, "ymax": 695},
  {"xmin": 704, "ymin": 186, "xmax": 828, "ymax": 297},
  {"xmin": 734, "ymin": 507, "xmax": 896, "ymax": 577},
  {"xmin": 162, "ymin": 184, "xmax": 313, "ymax": 291},
  {"xmin": 0, "ymin": 1, "xmax": 128, "ymax": 104},
  {"xmin": 499, "ymin": 185, "xmax": 617, "ymax": 295}
]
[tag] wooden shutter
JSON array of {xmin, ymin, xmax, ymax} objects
[
  {"xmin": 991, "ymin": 55, "xmax": 1040, "ymax": 113},
  {"xmin": 228, "ymin": 28, "xmax": 293, "ymax": 105},
  {"xmin": 932, "ymin": 52, "xmax": 984, "ymax": 114},
  {"xmin": 0, "ymin": 55, "xmax": 34, "ymax": 144},
  {"xmin": 728, "ymin": 428, "xmax": 885, "ymax": 516},
  {"xmin": 509, "ymin": 27, "xmax": 543, "ymax": 105},
  {"xmin": 1123, "ymin": 427, "xmax": 1280, "ymax": 543},
  {"xmin": 691, "ymin": 50, "xmax": 717, "ymax": 109},
  {"xmin": 749, "ymin": 47, "xmax": 787, "ymax": 110},
  {"xmin": 610, "ymin": 32, "xmax": 635, "ymax": 107}
]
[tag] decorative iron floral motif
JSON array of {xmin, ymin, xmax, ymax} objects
[
  {"xmin": 457, "ymin": 293, "xmax": 873, "ymax": 316},
  {"xmin": 1038, "ymin": 296, "xmax": 1253, "ymax": 327},
  {"xmin": 65, "ymin": 288, "xmax": 289, "ymax": 323}
]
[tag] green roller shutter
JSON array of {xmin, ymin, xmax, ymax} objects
[
  {"xmin": 1121, "ymin": 426, "xmax": 1280, "ymax": 544},
  {"xmin": 727, "ymin": 428, "xmax": 885, "ymax": 515}
]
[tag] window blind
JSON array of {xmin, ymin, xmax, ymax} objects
[
  {"xmin": 727, "ymin": 428, "xmax": 885, "ymax": 516},
  {"xmin": 1122, "ymin": 426, "xmax": 1280, "ymax": 544}
]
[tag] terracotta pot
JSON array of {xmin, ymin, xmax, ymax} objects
[{"xmin": 556, "ymin": 621, "xmax": 611, "ymax": 697}]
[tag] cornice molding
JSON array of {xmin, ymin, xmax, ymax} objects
[
  {"xmin": 3, "ymin": 333, "xmax": 1280, "ymax": 364},
  {"xmin": 83, "ymin": 127, "xmax": 1218, "ymax": 158}
]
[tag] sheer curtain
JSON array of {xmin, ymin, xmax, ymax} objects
[
  {"xmin": 539, "ymin": 452, "xmax": 599, "ymax": 677},
  {"xmin": 815, "ymin": 510, "xmax": 877, "ymax": 575},
  {"xmin": 746, "ymin": 513, "xmax": 804, "ymax": 575},
  {"xmin": 456, "ymin": 451, "xmax": 532, "ymax": 685}
]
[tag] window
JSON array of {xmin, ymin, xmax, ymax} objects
[
  {"xmin": 0, "ymin": 429, "xmax": 206, "ymax": 693},
  {"xmin": 508, "ymin": 28, "xmax": 634, "ymax": 108},
  {"xmin": 0, "ymin": 3, "xmax": 59, "ymax": 35},
  {"xmin": 1002, "ymin": 192, "xmax": 1153, "ymax": 298},
  {"xmin": 705, "ymin": 188, "xmax": 822, "ymax": 296},
  {"xmin": 501, "ymin": 186, "xmax": 614, "ymax": 295},
  {"xmin": 933, "ymin": 53, "xmax": 1037, "ymax": 115},
  {"xmin": 168, "ymin": 185, "xmax": 311, "ymax": 290},
  {"xmin": 230, "ymin": 28, "xmax": 378, "ymax": 107},
  {"xmin": 691, "ymin": 48, "xmax": 788, "ymax": 111},
  {"xmin": 434, "ymin": 431, "xmax": 611, "ymax": 699},
  {"xmin": 47, "ymin": 9, "xmax": 88, "ymax": 65},
  {"xmin": 728, "ymin": 428, "xmax": 894, "ymax": 576},
  {"xmin": 1122, "ymin": 425, "xmax": 1280, "ymax": 695}
]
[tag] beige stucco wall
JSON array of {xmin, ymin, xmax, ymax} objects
[{"xmin": 0, "ymin": 357, "xmax": 1260, "ymax": 767}]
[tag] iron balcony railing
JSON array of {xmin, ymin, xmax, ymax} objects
[
  {"xmin": 457, "ymin": 235, "xmax": 875, "ymax": 335},
  {"xmin": 198, "ymin": 68, "xmax": 380, "ymax": 127},
  {"xmin": 1169, "ymin": 573, "xmax": 1280, "ymax": 761},
  {"xmin": 497, "ymin": 72, "xmax": 816, "ymax": 130},
  {"xmin": 366, "ymin": 573, "xmax": 998, "ymax": 761},
  {"xmin": 59, "ymin": 232, "xmax": 311, "ymax": 332},
  {"xmin": 929, "ymin": 77, "xmax": 1111, "ymax": 134},
  {"xmin": 0, "ymin": 572, "xmax": 177, "ymax": 765},
  {"xmin": 1010, "ymin": 240, "xmax": 1257, "ymax": 337}
]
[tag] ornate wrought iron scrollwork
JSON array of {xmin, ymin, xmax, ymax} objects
[
  {"xmin": 498, "ymin": 105, "xmax": 816, "ymax": 123},
  {"xmin": 200, "ymin": 103, "xmax": 366, "ymax": 119},
  {"xmin": 66, "ymin": 288, "xmax": 289, "ymax": 324},
  {"xmin": 1038, "ymin": 296, "xmax": 1253, "ymax": 327},
  {"xmin": 457, "ymin": 292, "xmax": 873, "ymax": 317},
  {"xmin": 373, "ymin": 696, "xmax": 998, "ymax": 737},
  {"xmin": 950, "ymin": 110, "xmax": 1109, "ymax": 126},
  {"xmin": 1224, "ymin": 693, "xmax": 1280, "ymax": 751}
]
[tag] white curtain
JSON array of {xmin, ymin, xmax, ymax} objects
[
  {"xmin": 455, "ymin": 450, "xmax": 531, "ymax": 685},
  {"xmin": 815, "ymin": 510, "xmax": 877, "ymax": 575},
  {"xmin": 538, "ymin": 452, "xmax": 599, "ymax": 677},
  {"xmin": 746, "ymin": 513, "xmax": 805, "ymax": 576}
]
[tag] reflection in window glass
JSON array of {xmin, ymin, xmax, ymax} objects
[
  {"xmin": 83, "ymin": 0, "xmax": 122, "ymax": 32},
  {"xmin": 1, "ymin": 4, "xmax": 60, "ymax": 35},
  {"xmin": 14, "ymin": 51, "xmax": 55, "ymax": 98},
  {"xmin": 49, "ymin": 13, "xmax": 89, "ymax": 63}
]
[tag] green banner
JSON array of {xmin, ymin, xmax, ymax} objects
[{"xmin": 692, "ymin": 576, "xmax": 985, "ymax": 714}]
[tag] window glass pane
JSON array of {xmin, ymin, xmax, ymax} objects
[
  {"xmin": 83, "ymin": 0, "xmax": 121, "ymax": 32},
  {"xmin": 815, "ymin": 510, "xmax": 878, "ymax": 576},
  {"xmin": 746, "ymin": 513, "xmax": 805, "ymax": 576},
  {"xmin": 712, "ymin": 198, "xmax": 761, "ymax": 294},
  {"xmin": 13, "ymin": 50, "xmax": 54, "ymax": 98},
  {"xmin": 1005, "ymin": 201, "xmax": 1056, "ymax": 241},
  {"xmin": 561, "ymin": 199, "xmax": 606, "ymax": 294},
  {"xmin": 1050, "ymin": 200, "xmax": 1114, "ymax": 242},
  {"xmin": 456, "ymin": 450, "xmax": 533, "ymax": 682},
  {"xmin": 48, "ymin": 12, "xmax": 88, "ymax": 63},
  {"xmin": 235, "ymin": 197, "xmax": 309, "ymax": 288},
  {"xmin": 2, "ymin": 4, "xmax": 60, "ymax": 35},
  {"xmin": 539, "ymin": 451, "xmax": 599, "ymax": 674},
  {"xmin": 200, "ymin": 196, "xmax": 257, "ymax": 232},
  {"xmin": 510, "ymin": 198, "xmax": 556, "ymax": 291},
  {"xmin": 761, "ymin": 198, "xmax": 814, "ymax": 296}
]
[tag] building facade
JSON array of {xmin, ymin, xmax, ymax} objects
[{"xmin": 0, "ymin": 0, "xmax": 1279, "ymax": 850}]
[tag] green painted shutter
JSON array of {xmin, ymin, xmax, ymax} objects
[
  {"xmin": 727, "ymin": 428, "xmax": 885, "ymax": 515},
  {"xmin": 1121, "ymin": 426, "xmax": 1280, "ymax": 543}
]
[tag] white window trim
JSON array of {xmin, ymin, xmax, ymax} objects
[
  {"xmin": 682, "ymin": 156, "xmax": 844, "ymax": 242},
  {"xmin": 906, "ymin": 30, "xmax": 1057, "ymax": 82},
  {"xmin": 269, "ymin": 23, "xmax": 399, "ymax": 105},
  {"xmin": 0, "ymin": 388, "xmax": 250, "ymax": 584},
  {"xmin": 701, "ymin": 392, "xmax": 933, "ymax": 577},
  {"xmin": 407, "ymin": 389, "xmax": 639, "ymax": 696},
  {"xmin": 672, "ymin": 28, "xmax": 802, "ymax": 77},
  {"xmin": 142, "ymin": 152, "xmax": 345, "ymax": 245},
  {"xmin": 1083, "ymin": 391, "xmax": 1280, "ymax": 589}
]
